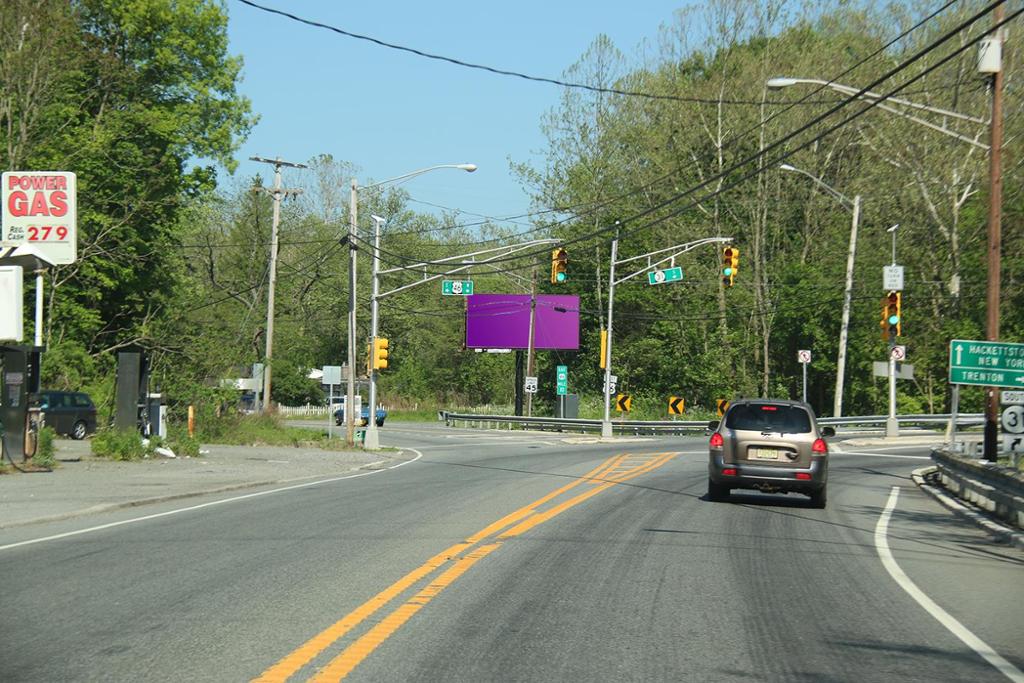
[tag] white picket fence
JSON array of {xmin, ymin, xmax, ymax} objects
[{"xmin": 277, "ymin": 404, "xmax": 331, "ymax": 417}]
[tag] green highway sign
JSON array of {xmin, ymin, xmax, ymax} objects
[
  {"xmin": 556, "ymin": 364, "xmax": 568, "ymax": 396},
  {"xmin": 647, "ymin": 267, "xmax": 683, "ymax": 285},
  {"xmin": 949, "ymin": 339, "xmax": 1024, "ymax": 388},
  {"xmin": 441, "ymin": 280, "xmax": 474, "ymax": 296}
]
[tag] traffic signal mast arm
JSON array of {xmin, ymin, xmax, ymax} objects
[
  {"xmin": 610, "ymin": 236, "xmax": 734, "ymax": 286},
  {"xmin": 375, "ymin": 238, "xmax": 560, "ymax": 299},
  {"xmin": 601, "ymin": 234, "xmax": 734, "ymax": 438}
]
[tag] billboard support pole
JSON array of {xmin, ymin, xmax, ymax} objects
[{"xmin": 526, "ymin": 266, "xmax": 537, "ymax": 417}]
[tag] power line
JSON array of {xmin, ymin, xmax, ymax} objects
[
  {"xmin": 364, "ymin": 1, "xmax": 1010, "ymax": 275},
  {"xmin": 237, "ymin": 0, "xmax": 953, "ymax": 106}
]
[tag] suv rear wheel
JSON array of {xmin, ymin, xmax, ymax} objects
[
  {"xmin": 707, "ymin": 480, "xmax": 730, "ymax": 502},
  {"xmin": 71, "ymin": 420, "xmax": 88, "ymax": 440},
  {"xmin": 809, "ymin": 486, "xmax": 827, "ymax": 509}
]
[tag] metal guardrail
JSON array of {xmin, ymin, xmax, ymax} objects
[{"xmin": 438, "ymin": 411, "xmax": 985, "ymax": 435}]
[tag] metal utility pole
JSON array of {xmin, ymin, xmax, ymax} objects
[
  {"xmin": 601, "ymin": 234, "xmax": 619, "ymax": 438},
  {"xmin": 364, "ymin": 214, "xmax": 385, "ymax": 450},
  {"xmin": 346, "ymin": 178, "xmax": 359, "ymax": 447},
  {"xmin": 600, "ymin": 231, "xmax": 732, "ymax": 437},
  {"xmin": 834, "ymin": 194, "xmax": 860, "ymax": 418},
  {"xmin": 983, "ymin": 4, "xmax": 1005, "ymax": 462},
  {"xmin": 886, "ymin": 225, "xmax": 900, "ymax": 438},
  {"xmin": 250, "ymin": 156, "xmax": 306, "ymax": 413},
  {"xmin": 525, "ymin": 266, "xmax": 538, "ymax": 417}
]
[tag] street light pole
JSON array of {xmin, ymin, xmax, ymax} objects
[
  {"xmin": 364, "ymin": 214, "xmax": 384, "ymax": 450},
  {"xmin": 346, "ymin": 177, "xmax": 358, "ymax": 447},
  {"xmin": 600, "ymin": 234, "xmax": 619, "ymax": 438},
  {"xmin": 355, "ymin": 163, "xmax": 477, "ymax": 449},
  {"xmin": 779, "ymin": 164, "xmax": 858, "ymax": 418}
]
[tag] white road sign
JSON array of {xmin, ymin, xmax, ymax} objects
[
  {"xmin": 883, "ymin": 265, "xmax": 904, "ymax": 291},
  {"xmin": 0, "ymin": 266, "xmax": 24, "ymax": 342},
  {"xmin": 890, "ymin": 345, "xmax": 906, "ymax": 361},
  {"xmin": 2, "ymin": 171, "xmax": 77, "ymax": 264},
  {"xmin": 321, "ymin": 365, "xmax": 342, "ymax": 386},
  {"xmin": 1001, "ymin": 405, "xmax": 1024, "ymax": 434},
  {"xmin": 1002, "ymin": 391, "xmax": 1024, "ymax": 405},
  {"xmin": 524, "ymin": 376, "xmax": 538, "ymax": 394},
  {"xmin": 797, "ymin": 350, "xmax": 811, "ymax": 364},
  {"xmin": 1005, "ymin": 434, "xmax": 1024, "ymax": 455}
]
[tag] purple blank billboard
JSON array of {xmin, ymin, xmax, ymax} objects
[{"xmin": 466, "ymin": 294, "xmax": 580, "ymax": 350}]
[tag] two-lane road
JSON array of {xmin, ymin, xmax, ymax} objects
[{"xmin": 2, "ymin": 427, "xmax": 1021, "ymax": 681}]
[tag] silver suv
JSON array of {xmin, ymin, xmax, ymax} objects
[{"xmin": 707, "ymin": 399, "xmax": 834, "ymax": 507}]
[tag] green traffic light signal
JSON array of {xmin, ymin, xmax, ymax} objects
[
  {"xmin": 556, "ymin": 272, "xmax": 566, "ymax": 282},
  {"xmin": 723, "ymin": 267, "xmax": 733, "ymax": 276}
]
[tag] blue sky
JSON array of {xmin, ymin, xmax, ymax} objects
[{"xmin": 226, "ymin": 1, "xmax": 687, "ymax": 224}]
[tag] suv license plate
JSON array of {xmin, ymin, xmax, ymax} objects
[{"xmin": 750, "ymin": 448, "xmax": 780, "ymax": 460}]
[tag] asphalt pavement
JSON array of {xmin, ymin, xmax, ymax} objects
[
  {"xmin": 0, "ymin": 436, "xmax": 392, "ymax": 529},
  {"xmin": 1, "ymin": 424, "xmax": 1021, "ymax": 682}
]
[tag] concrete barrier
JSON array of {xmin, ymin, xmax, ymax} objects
[{"xmin": 930, "ymin": 449, "xmax": 1024, "ymax": 530}]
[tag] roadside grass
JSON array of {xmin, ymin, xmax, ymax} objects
[{"xmin": 188, "ymin": 413, "xmax": 351, "ymax": 451}]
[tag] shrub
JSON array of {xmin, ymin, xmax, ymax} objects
[
  {"xmin": 33, "ymin": 426, "xmax": 57, "ymax": 468},
  {"xmin": 92, "ymin": 428, "xmax": 152, "ymax": 461},
  {"xmin": 171, "ymin": 435, "xmax": 201, "ymax": 458}
]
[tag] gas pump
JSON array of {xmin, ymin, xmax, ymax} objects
[{"xmin": 1, "ymin": 345, "xmax": 43, "ymax": 463}]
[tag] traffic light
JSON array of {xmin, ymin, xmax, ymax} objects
[
  {"xmin": 722, "ymin": 246, "xmax": 740, "ymax": 287},
  {"xmin": 550, "ymin": 248, "xmax": 568, "ymax": 284},
  {"xmin": 883, "ymin": 291, "xmax": 901, "ymax": 338},
  {"xmin": 372, "ymin": 337, "xmax": 389, "ymax": 370}
]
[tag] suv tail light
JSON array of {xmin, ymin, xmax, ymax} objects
[
  {"xmin": 812, "ymin": 438, "xmax": 828, "ymax": 454},
  {"xmin": 710, "ymin": 432, "xmax": 724, "ymax": 449}
]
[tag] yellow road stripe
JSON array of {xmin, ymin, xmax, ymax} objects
[
  {"xmin": 254, "ymin": 452, "xmax": 677, "ymax": 682},
  {"xmin": 253, "ymin": 542, "xmax": 474, "ymax": 683},
  {"xmin": 499, "ymin": 452, "xmax": 677, "ymax": 539},
  {"xmin": 309, "ymin": 543, "xmax": 502, "ymax": 682},
  {"xmin": 254, "ymin": 455, "xmax": 626, "ymax": 682}
]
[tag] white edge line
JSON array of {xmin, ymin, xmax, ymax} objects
[
  {"xmin": 874, "ymin": 486, "xmax": 1024, "ymax": 682},
  {"xmin": 0, "ymin": 448, "xmax": 424, "ymax": 553}
]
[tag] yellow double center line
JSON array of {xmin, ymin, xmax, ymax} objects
[{"xmin": 255, "ymin": 451, "xmax": 678, "ymax": 682}]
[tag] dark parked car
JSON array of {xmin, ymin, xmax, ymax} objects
[
  {"xmin": 37, "ymin": 390, "xmax": 97, "ymax": 440},
  {"xmin": 707, "ymin": 398, "xmax": 834, "ymax": 507}
]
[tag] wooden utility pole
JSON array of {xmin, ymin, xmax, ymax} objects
[
  {"xmin": 250, "ymin": 156, "xmax": 306, "ymax": 414},
  {"xmin": 983, "ymin": 5, "xmax": 1004, "ymax": 461}
]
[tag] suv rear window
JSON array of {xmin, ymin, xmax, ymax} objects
[{"xmin": 725, "ymin": 404, "xmax": 812, "ymax": 434}]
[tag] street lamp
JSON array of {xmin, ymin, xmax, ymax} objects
[
  {"xmin": 348, "ymin": 163, "xmax": 477, "ymax": 449},
  {"xmin": 769, "ymin": 63, "xmax": 1003, "ymax": 458},
  {"xmin": 767, "ymin": 77, "xmax": 989, "ymax": 150},
  {"xmin": 779, "ymin": 163, "xmax": 860, "ymax": 419}
]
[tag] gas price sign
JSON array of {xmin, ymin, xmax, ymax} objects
[{"xmin": 2, "ymin": 171, "xmax": 77, "ymax": 264}]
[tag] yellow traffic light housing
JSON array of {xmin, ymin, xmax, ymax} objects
[
  {"xmin": 722, "ymin": 246, "xmax": 739, "ymax": 287},
  {"xmin": 550, "ymin": 248, "xmax": 568, "ymax": 284},
  {"xmin": 883, "ymin": 291, "xmax": 901, "ymax": 338},
  {"xmin": 372, "ymin": 337, "xmax": 390, "ymax": 370}
]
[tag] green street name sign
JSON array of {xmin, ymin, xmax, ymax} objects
[
  {"xmin": 949, "ymin": 339, "xmax": 1024, "ymax": 388},
  {"xmin": 647, "ymin": 267, "xmax": 683, "ymax": 285},
  {"xmin": 556, "ymin": 364, "xmax": 568, "ymax": 396},
  {"xmin": 441, "ymin": 280, "xmax": 474, "ymax": 296}
]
